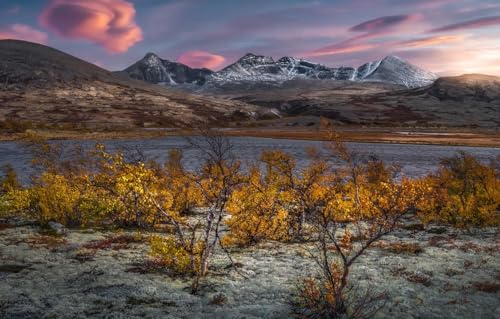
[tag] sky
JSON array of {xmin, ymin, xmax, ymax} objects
[{"xmin": 0, "ymin": 0, "xmax": 499, "ymax": 75}]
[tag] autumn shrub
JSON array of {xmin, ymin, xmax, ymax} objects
[
  {"xmin": 7, "ymin": 172, "xmax": 114, "ymax": 226},
  {"xmin": 224, "ymin": 160, "xmax": 293, "ymax": 246},
  {"xmin": 225, "ymin": 148, "xmax": 330, "ymax": 246},
  {"xmin": 164, "ymin": 149, "xmax": 203, "ymax": 215},
  {"xmin": 295, "ymin": 124, "xmax": 423, "ymax": 319},
  {"xmin": 417, "ymin": 152, "xmax": 500, "ymax": 228}
]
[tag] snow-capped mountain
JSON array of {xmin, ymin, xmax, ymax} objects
[
  {"xmin": 123, "ymin": 53, "xmax": 437, "ymax": 89},
  {"xmin": 359, "ymin": 56, "xmax": 437, "ymax": 88},
  {"xmin": 208, "ymin": 53, "xmax": 436, "ymax": 88},
  {"xmin": 124, "ymin": 53, "xmax": 213, "ymax": 85},
  {"xmin": 208, "ymin": 53, "xmax": 356, "ymax": 82}
]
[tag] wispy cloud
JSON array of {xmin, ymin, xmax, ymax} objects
[
  {"xmin": 349, "ymin": 15, "xmax": 417, "ymax": 32},
  {"xmin": 429, "ymin": 16, "xmax": 500, "ymax": 32},
  {"xmin": 303, "ymin": 14, "xmax": 418, "ymax": 57}
]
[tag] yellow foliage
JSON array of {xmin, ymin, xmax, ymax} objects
[
  {"xmin": 165, "ymin": 149, "xmax": 203, "ymax": 215},
  {"xmin": 417, "ymin": 152, "xmax": 500, "ymax": 228},
  {"xmin": 225, "ymin": 165, "xmax": 291, "ymax": 246},
  {"xmin": 150, "ymin": 235, "xmax": 203, "ymax": 275}
]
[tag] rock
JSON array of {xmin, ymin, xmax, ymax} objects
[{"xmin": 48, "ymin": 221, "xmax": 67, "ymax": 236}]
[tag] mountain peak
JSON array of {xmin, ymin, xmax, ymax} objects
[
  {"xmin": 382, "ymin": 55, "xmax": 404, "ymax": 62},
  {"xmin": 238, "ymin": 53, "xmax": 274, "ymax": 64},
  {"xmin": 144, "ymin": 52, "xmax": 159, "ymax": 58},
  {"xmin": 124, "ymin": 52, "xmax": 212, "ymax": 85},
  {"xmin": 242, "ymin": 53, "xmax": 258, "ymax": 58},
  {"xmin": 361, "ymin": 55, "xmax": 437, "ymax": 88}
]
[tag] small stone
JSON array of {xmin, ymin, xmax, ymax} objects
[{"xmin": 48, "ymin": 221, "xmax": 67, "ymax": 235}]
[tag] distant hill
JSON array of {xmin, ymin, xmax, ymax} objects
[
  {"xmin": 427, "ymin": 74, "xmax": 500, "ymax": 102},
  {"xmin": 225, "ymin": 75, "xmax": 500, "ymax": 128},
  {"xmin": 0, "ymin": 40, "xmax": 272, "ymax": 130}
]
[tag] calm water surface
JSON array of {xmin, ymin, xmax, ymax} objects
[{"xmin": 0, "ymin": 136, "xmax": 498, "ymax": 181}]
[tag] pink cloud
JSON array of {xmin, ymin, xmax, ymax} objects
[
  {"xmin": 178, "ymin": 51, "xmax": 225, "ymax": 69},
  {"xmin": 429, "ymin": 16, "xmax": 500, "ymax": 33},
  {"xmin": 305, "ymin": 43, "xmax": 377, "ymax": 57},
  {"xmin": 39, "ymin": 0, "xmax": 142, "ymax": 53},
  {"xmin": 398, "ymin": 35, "xmax": 463, "ymax": 48},
  {"xmin": 0, "ymin": 24, "xmax": 48, "ymax": 44}
]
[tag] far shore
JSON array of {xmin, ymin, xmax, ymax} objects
[{"xmin": 0, "ymin": 127, "xmax": 499, "ymax": 148}]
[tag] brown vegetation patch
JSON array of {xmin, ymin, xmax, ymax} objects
[
  {"xmin": 72, "ymin": 249, "xmax": 97, "ymax": 263},
  {"xmin": 82, "ymin": 234, "xmax": 143, "ymax": 251},
  {"xmin": 0, "ymin": 223, "xmax": 14, "ymax": 231},
  {"xmin": 404, "ymin": 272, "xmax": 432, "ymax": 287},
  {"xmin": 374, "ymin": 241, "xmax": 424, "ymax": 255},
  {"xmin": 390, "ymin": 266, "xmax": 433, "ymax": 287},
  {"xmin": 427, "ymin": 235, "xmax": 450, "ymax": 247},
  {"xmin": 125, "ymin": 260, "xmax": 171, "ymax": 275},
  {"xmin": 472, "ymin": 281, "xmax": 500, "ymax": 294},
  {"xmin": 24, "ymin": 234, "xmax": 68, "ymax": 249},
  {"xmin": 209, "ymin": 293, "xmax": 228, "ymax": 306}
]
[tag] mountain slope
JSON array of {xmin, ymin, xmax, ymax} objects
[
  {"xmin": 0, "ymin": 39, "xmax": 115, "ymax": 86},
  {"xmin": 0, "ymin": 40, "xmax": 271, "ymax": 130}
]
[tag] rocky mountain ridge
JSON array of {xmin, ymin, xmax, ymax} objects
[{"xmin": 124, "ymin": 53, "xmax": 438, "ymax": 89}]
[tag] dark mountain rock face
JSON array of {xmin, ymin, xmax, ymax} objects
[{"xmin": 124, "ymin": 53, "xmax": 213, "ymax": 85}]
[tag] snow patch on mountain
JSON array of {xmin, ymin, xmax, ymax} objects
[
  {"xmin": 207, "ymin": 54, "xmax": 436, "ymax": 88},
  {"xmin": 124, "ymin": 52, "xmax": 437, "ymax": 89}
]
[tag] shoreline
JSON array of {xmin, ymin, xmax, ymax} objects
[{"xmin": 0, "ymin": 128, "xmax": 499, "ymax": 148}]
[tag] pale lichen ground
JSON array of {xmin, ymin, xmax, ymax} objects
[{"xmin": 0, "ymin": 224, "xmax": 499, "ymax": 319}]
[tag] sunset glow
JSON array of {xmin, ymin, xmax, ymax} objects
[{"xmin": 0, "ymin": 0, "xmax": 498, "ymax": 75}]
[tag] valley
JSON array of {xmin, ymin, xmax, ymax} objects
[{"xmin": 0, "ymin": 39, "xmax": 499, "ymax": 146}]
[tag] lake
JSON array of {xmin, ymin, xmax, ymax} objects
[{"xmin": 0, "ymin": 136, "xmax": 498, "ymax": 181}]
